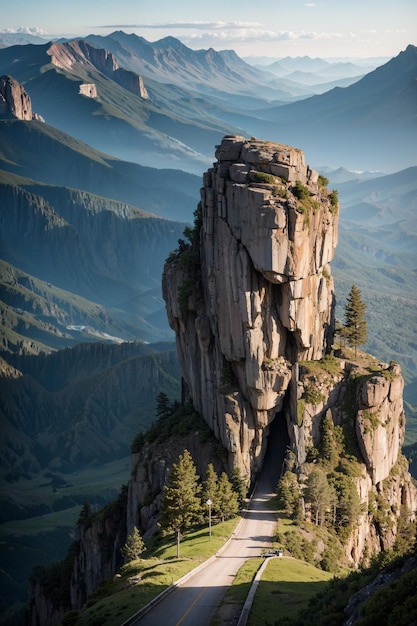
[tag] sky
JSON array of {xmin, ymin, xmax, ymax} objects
[{"xmin": 2, "ymin": 0, "xmax": 417, "ymax": 59}]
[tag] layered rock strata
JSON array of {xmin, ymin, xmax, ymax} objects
[{"xmin": 163, "ymin": 135, "xmax": 338, "ymax": 476}]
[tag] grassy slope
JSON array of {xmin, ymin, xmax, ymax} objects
[
  {"xmin": 65, "ymin": 519, "xmax": 240, "ymax": 626},
  {"xmin": 248, "ymin": 557, "xmax": 333, "ymax": 624}
]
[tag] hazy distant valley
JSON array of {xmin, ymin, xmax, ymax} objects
[{"xmin": 0, "ymin": 32, "xmax": 416, "ymax": 621}]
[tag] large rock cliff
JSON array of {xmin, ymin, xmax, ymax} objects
[
  {"xmin": 162, "ymin": 134, "xmax": 416, "ymax": 560},
  {"xmin": 163, "ymin": 135, "xmax": 338, "ymax": 477}
]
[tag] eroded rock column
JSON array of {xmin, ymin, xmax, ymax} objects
[{"xmin": 163, "ymin": 135, "xmax": 338, "ymax": 478}]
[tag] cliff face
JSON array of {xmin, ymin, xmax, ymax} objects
[
  {"xmin": 162, "ymin": 134, "xmax": 416, "ymax": 562},
  {"xmin": 128, "ymin": 429, "xmax": 226, "ymax": 540},
  {"xmin": 163, "ymin": 135, "xmax": 338, "ymax": 476},
  {"xmin": 27, "ymin": 493, "xmax": 126, "ymax": 626},
  {"xmin": 70, "ymin": 497, "xmax": 127, "ymax": 610},
  {"xmin": 48, "ymin": 41, "xmax": 150, "ymax": 99}
]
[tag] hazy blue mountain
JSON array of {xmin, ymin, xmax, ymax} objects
[
  {"xmin": 0, "ymin": 118, "xmax": 203, "ymax": 348},
  {"xmin": 0, "ymin": 40, "xmax": 235, "ymax": 173},
  {"xmin": 0, "ymin": 119, "xmax": 200, "ymax": 221},
  {"xmin": 0, "ymin": 175, "xmax": 187, "ymax": 347},
  {"xmin": 245, "ymin": 54, "xmax": 389, "ymax": 70},
  {"xmin": 329, "ymin": 167, "xmax": 417, "ymax": 434},
  {"xmin": 1, "ymin": 37, "xmax": 413, "ymax": 174},
  {"xmin": 1, "ymin": 341, "xmax": 180, "ymax": 485},
  {"xmin": 0, "ymin": 32, "xmax": 48, "ymax": 46},
  {"xmin": 266, "ymin": 55, "xmax": 332, "ymax": 74},
  {"xmin": 318, "ymin": 166, "xmax": 384, "ymax": 184},
  {"xmin": 246, "ymin": 45, "xmax": 417, "ymax": 172},
  {"xmin": 83, "ymin": 31, "xmax": 295, "ymax": 101},
  {"xmin": 0, "ymin": 340, "xmax": 181, "ymax": 608}
]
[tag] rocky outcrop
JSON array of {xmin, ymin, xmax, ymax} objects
[
  {"xmin": 48, "ymin": 41, "xmax": 150, "ymax": 99},
  {"xmin": 356, "ymin": 364, "xmax": 404, "ymax": 485},
  {"xmin": 0, "ymin": 74, "xmax": 33, "ymax": 119},
  {"xmin": 70, "ymin": 495, "xmax": 127, "ymax": 610},
  {"xmin": 343, "ymin": 555, "xmax": 417, "ymax": 626},
  {"xmin": 27, "ymin": 492, "xmax": 126, "ymax": 625},
  {"xmin": 163, "ymin": 135, "xmax": 338, "ymax": 477},
  {"xmin": 79, "ymin": 83, "xmax": 97, "ymax": 98},
  {"xmin": 295, "ymin": 356, "xmax": 417, "ymax": 563},
  {"xmin": 26, "ymin": 136, "xmax": 417, "ymax": 623}
]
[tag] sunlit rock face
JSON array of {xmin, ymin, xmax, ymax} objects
[
  {"xmin": 296, "ymin": 358, "xmax": 417, "ymax": 565},
  {"xmin": 0, "ymin": 74, "xmax": 33, "ymax": 119},
  {"xmin": 163, "ymin": 135, "xmax": 338, "ymax": 477},
  {"xmin": 162, "ymin": 135, "xmax": 416, "ymax": 567}
]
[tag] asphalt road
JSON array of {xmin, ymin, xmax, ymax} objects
[{"xmin": 130, "ymin": 471, "xmax": 279, "ymax": 626}]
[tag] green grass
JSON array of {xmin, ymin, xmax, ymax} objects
[
  {"xmin": 211, "ymin": 557, "xmax": 263, "ymax": 626},
  {"xmin": 65, "ymin": 518, "xmax": 240, "ymax": 626},
  {"xmin": 248, "ymin": 557, "xmax": 333, "ymax": 624}
]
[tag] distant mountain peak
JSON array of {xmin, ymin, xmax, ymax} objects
[{"xmin": 154, "ymin": 35, "xmax": 189, "ymax": 51}]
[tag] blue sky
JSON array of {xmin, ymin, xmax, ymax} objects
[{"xmin": 2, "ymin": 0, "xmax": 417, "ymax": 58}]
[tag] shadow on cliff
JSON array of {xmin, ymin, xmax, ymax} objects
[{"xmin": 258, "ymin": 411, "xmax": 290, "ymax": 495}]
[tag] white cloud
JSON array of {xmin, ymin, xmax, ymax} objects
[
  {"xmin": 180, "ymin": 29, "xmax": 344, "ymax": 46},
  {"xmin": 99, "ymin": 21, "xmax": 263, "ymax": 31},
  {"xmin": 0, "ymin": 26, "xmax": 49, "ymax": 36}
]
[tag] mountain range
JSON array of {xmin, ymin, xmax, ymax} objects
[
  {"xmin": 0, "ymin": 120, "xmax": 202, "ymax": 349},
  {"xmin": 0, "ymin": 35, "xmax": 415, "ymax": 173}
]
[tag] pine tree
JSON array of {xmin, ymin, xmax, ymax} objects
[
  {"xmin": 328, "ymin": 472, "xmax": 361, "ymax": 539},
  {"xmin": 304, "ymin": 467, "xmax": 332, "ymax": 526},
  {"xmin": 277, "ymin": 471, "xmax": 301, "ymax": 518},
  {"xmin": 159, "ymin": 449, "xmax": 202, "ymax": 557},
  {"xmin": 77, "ymin": 501, "xmax": 91, "ymax": 526},
  {"xmin": 216, "ymin": 472, "xmax": 239, "ymax": 522},
  {"xmin": 121, "ymin": 526, "xmax": 146, "ymax": 562},
  {"xmin": 203, "ymin": 463, "xmax": 218, "ymax": 507},
  {"xmin": 230, "ymin": 467, "xmax": 248, "ymax": 508},
  {"xmin": 156, "ymin": 391, "xmax": 172, "ymax": 418},
  {"xmin": 344, "ymin": 284, "xmax": 367, "ymax": 358},
  {"xmin": 320, "ymin": 412, "xmax": 340, "ymax": 468}
]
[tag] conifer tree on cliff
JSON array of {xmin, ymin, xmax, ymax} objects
[
  {"xmin": 160, "ymin": 449, "xmax": 202, "ymax": 557},
  {"xmin": 121, "ymin": 526, "xmax": 146, "ymax": 563},
  {"xmin": 344, "ymin": 284, "xmax": 367, "ymax": 358}
]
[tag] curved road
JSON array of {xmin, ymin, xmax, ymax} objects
[{"xmin": 130, "ymin": 456, "xmax": 281, "ymax": 626}]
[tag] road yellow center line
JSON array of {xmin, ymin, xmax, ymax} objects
[{"xmin": 175, "ymin": 587, "xmax": 208, "ymax": 626}]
